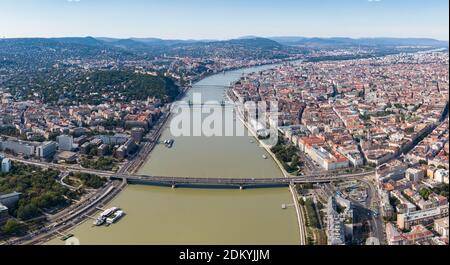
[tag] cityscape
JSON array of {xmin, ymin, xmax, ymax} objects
[{"xmin": 0, "ymin": 0, "xmax": 449, "ymax": 250}]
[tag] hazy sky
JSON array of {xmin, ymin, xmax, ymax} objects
[{"xmin": 1, "ymin": 0, "xmax": 449, "ymax": 40}]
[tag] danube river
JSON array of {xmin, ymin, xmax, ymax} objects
[{"xmin": 48, "ymin": 63, "xmax": 301, "ymax": 245}]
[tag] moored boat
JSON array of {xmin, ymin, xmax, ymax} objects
[
  {"xmin": 106, "ymin": 210, "xmax": 125, "ymax": 224},
  {"xmin": 100, "ymin": 207, "xmax": 120, "ymax": 218},
  {"xmin": 93, "ymin": 216, "xmax": 106, "ymax": 226}
]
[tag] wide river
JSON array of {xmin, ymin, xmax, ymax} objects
[{"xmin": 48, "ymin": 63, "xmax": 300, "ymax": 245}]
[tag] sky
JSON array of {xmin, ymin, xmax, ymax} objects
[{"xmin": 0, "ymin": 0, "xmax": 448, "ymax": 40}]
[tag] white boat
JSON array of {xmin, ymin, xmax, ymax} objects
[
  {"xmin": 262, "ymin": 155, "xmax": 268, "ymax": 159},
  {"xmin": 93, "ymin": 216, "xmax": 106, "ymax": 226},
  {"xmin": 100, "ymin": 207, "xmax": 120, "ymax": 218},
  {"xmin": 106, "ymin": 210, "xmax": 125, "ymax": 224}
]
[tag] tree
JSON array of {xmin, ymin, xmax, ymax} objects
[
  {"xmin": 298, "ymin": 198, "xmax": 305, "ymax": 206},
  {"xmin": 72, "ymin": 173, "xmax": 106, "ymax": 189},
  {"xmin": 89, "ymin": 146, "xmax": 99, "ymax": 157},
  {"xmin": 2, "ymin": 219, "xmax": 21, "ymax": 235},
  {"xmin": 31, "ymin": 192, "xmax": 65, "ymax": 209},
  {"xmin": 405, "ymin": 127, "xmax": 415, "ymax": 134},
  {"xmin": 17, "ymin": 204, "xmax": 40, "ymax": 221},
  {"xmin": 419, "ymin": 188, "xmax": 432, "ymax": 200},
  {"xmin": 48, "ymin": 132, "xmax": 61, "ymax": 141},
  {"xmin": 418, "ymin": 160, "xmax": 428, "ymax": 165},
  {"xmin": 433, "ymin": 184, "xmax": 449, "ymax": 199},
  {"xmin": 0, "ymin": 163, "xmax": 73, "ymax": 222},
  {"xmin": 389, "ymin": 196, "xmax": 401, "ymax": 207},
  {"xmin": 0, "ymin": 126, "xmax": 20, "ymax": 137},
  {"xmin": 291, "ymin": 155, "xmax": 300, "ymax": 169}
]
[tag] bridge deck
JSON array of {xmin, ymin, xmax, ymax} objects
[{"xmin": 111, "ymin": 171, "xmax": 373, "ymax": 188}]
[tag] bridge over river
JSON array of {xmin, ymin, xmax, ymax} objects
[
  {"xmin": 5, "ymin": 153, "xmax": 375, "ymax": 189},
  {"xmin": 111, "ymin": 171, "xmax": 375, "ymax": 189}
]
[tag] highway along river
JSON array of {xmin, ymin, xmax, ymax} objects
[{"xmin": 48, "ymin": 63, "xmax": 301, "ymax": 245}]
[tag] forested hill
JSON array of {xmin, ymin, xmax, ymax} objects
[
  {"xmin": 0, "ymin": 37, "xmax": 138, "ymax": 69},
  {"xmin": 79, "ymin": 70, "xmax": 180, "ymax": 103},
  {"xmin": 8, "ymin": 70, "xmax": 180, "ymax": 105}
]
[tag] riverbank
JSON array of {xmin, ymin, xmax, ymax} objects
[
  {"xmin": 230, "ymin": 96, "xmax": 307, "ymax": 245},
  {"xmin": 3, "ymin": 178, "xmax": 127, "ymax": 245}
]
